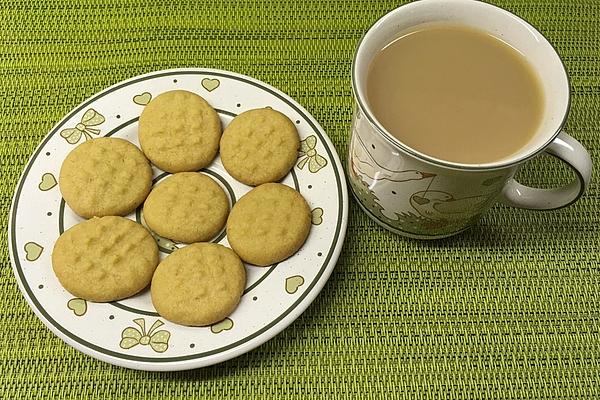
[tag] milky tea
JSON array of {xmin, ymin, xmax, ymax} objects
[{"xmin": 367, "ymin": 25, "xmax": 544, "ymax": 164}]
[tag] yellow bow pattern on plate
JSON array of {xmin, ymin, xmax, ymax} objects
[
  {"xmin": 297, "ymin": 135, "xmax": 327, "ymax": 173},
  {"xmin": 59, "ymin": 108, "xmax": 105, "ymax": 144},
  {"xmin": 119, "ymin": 318, "xmax": 170, "ymax": 353}
]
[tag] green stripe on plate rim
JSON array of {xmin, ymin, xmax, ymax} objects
[{"xmin": 9, "ymin": 69, "xmax": 345, "ymax": 363}]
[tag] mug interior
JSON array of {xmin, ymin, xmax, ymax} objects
[{"xmin": 352, "ymin": 0, "xmax": 570, "ymax": 170}]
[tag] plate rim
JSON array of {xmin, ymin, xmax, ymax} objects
[{"xmin": 8, "ymin": 68, "xmax": 348, "ymax": 371}]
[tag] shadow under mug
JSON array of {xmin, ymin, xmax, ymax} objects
[{"xmin": 348, "ymin": 0, "xmax": 592, "ymax": 239}]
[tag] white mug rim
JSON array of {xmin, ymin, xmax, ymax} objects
[{"xmin": 351, "ymin": 0, "xmax": 571, "ymax": 172}]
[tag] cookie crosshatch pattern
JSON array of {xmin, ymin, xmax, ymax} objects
[
  {"xmin": 9, "ymin": 69, "xmax": 347, "ymax": 370},
  {"xmin": 143, "ymin": 172, "xmax": 230, "ymax": 243},
  {"xmin": 52, "ymin": 216, "xmax": 158, "ymax": 302},
  {"xmin": 138, "ymin": 90, "xmax": 222, "ymax": 173},
  {"xmin": 59, "ymin": 137, "xmax": 153, "ymax": 218},
  {"xmin": 220, "ymin": 108, "xmax": 301, "ymax": 186}
]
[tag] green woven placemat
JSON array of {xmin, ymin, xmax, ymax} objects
[{"xmin": 1, "ymin": 0, "xmax": 598, "ymax": 398}]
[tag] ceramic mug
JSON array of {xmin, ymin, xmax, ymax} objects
[{"xmin": 348, "ymin": 0, "xmax": 593, "ymax": 239}]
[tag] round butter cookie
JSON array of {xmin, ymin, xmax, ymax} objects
[
  {"xmin": 59, "ymin": 137, "xmax": 152, "ymax": 218},
  {"xmin": 226, "ymin": 183, "xmax": 311, "ymax": 266},
  {"xmin": 52, "ymin": 216, "xmax": 159, "ymax": 302},
  {"xmin": 138, "ymin": 90, "xmax": 221, "ymax": 173},
  {"xmin": 151, "ymin": 243, "xmax": 246, "ymax": 326},
  {"xmin": 143, "ymin": 172, "xmax": 229, "ymax": 243},
  {"xmin": 220, "ymin": 108, "xmax": 299, "ymax": 186}
]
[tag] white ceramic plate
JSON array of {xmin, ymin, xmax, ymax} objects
[{"xmin": 8, "ymin": 68, "xmax": 348, "ymax": 371}]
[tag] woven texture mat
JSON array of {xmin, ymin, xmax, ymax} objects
[{"xmin": 1, "ymin": 0, "xmax": 599, "ymax": 398}]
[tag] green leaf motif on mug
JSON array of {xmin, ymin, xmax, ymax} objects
[
  {"xmin": 410, "ymin": 191, "xmax": 488, "ymax": 222},
  {"xmin": 412, "ymin": 196, "xmax": 429, "ymax": 205}
]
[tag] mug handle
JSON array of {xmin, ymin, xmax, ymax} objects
[{"xmin": 500, "ymin": 131, "xmax": 592, "ymax": 210}]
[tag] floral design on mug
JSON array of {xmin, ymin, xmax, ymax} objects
[
  {"xmin": 350, "ymin": 170, "xmax": 488, "ymax": 235},
  {"xmin": 349, "ymin": 173, "xmax": 395, "ymax": 223},
  {"xmin": 350, "ymin": 132, "xmax": 435, "ymax": 183},
  {"xmin": 409, "ymin": 190, "xmax": 487, "ymax": 222},
  {"xmin": 350, "ymin": 173, "xmax": 440, "ymax": 231},
  {"xmin": 348, "ymin": 115, "xmax": 506, "ymax": 236}
]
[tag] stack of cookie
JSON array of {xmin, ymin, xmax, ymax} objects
[{"xmin": 52, "ymin": 90, "xmax": 311, "ymax": 327}]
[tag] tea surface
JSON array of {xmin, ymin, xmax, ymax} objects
[{"xmin": 367, "ymin": 25, "xmax": 544, "ymax": 164}]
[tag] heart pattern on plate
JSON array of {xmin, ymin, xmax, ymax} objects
[
  {"xmin": 67, "ymin": 298, "xmax": 87, "ymax": 316},
  {"xmin": 211, "ymin": 318, "xmax": 233, "ymax": 333},
  {"xmin": 311, "ymin": 208, "xmax": 323, "ymax": 225},
  {"xmin": 24, "ymin": 242, "xmax": 43, "ymax": 261},
  {"xmin": 285, "ymin": 275, "xmax": 304, "ymax": 294},
  {"xmin": 201, "ymin": 78, "xmax": 220, "ymax": 92},
  {"xmin": 38, "ymin": 173, "xmax": 57, "ymax": 191},
  {"xmin": 133, "ymin": 92, "xmax": 152, "ymax": 106}
]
